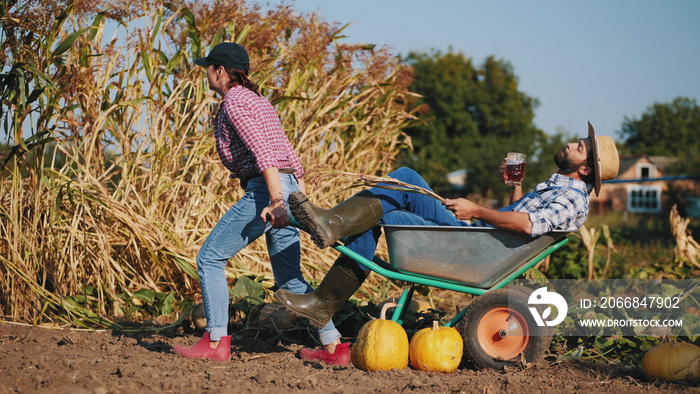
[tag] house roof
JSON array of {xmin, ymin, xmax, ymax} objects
[
  {"xmin": 618, "ymin": 157, "xmax": 637, "ymax": 176},
  {"xmin": 648, "ymin": 156, "xmax": 678, "ymax": 172},
  {"xmin": 618, "ymin": 155, "xmax": 678, "ymax": 176}
]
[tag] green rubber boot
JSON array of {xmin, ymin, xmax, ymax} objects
[
  {"xmin": 288, "ymin": 190, "xmax": 383, "ymax": 249},
  {"xmin": 274, "ymin": 255, "xmax": 369, "ymax": 328}
]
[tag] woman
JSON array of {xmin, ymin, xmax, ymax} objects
[{"xmin": 173, "ymin": 42, "xmax": 348, "ymax": 364}]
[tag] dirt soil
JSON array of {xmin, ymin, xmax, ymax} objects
[{"xmin": 1, "ymin": 318, "xmax": 698, "ymax": 394}]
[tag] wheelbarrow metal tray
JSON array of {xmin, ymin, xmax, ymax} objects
[{"xmin": 383, "ymin": 225, "xmax": 567, "ymax": 288}]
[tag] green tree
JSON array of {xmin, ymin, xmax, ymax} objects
[
  {"xmin": 399, "ymin": 50, "xmax": 550, "ymax": 200},
  {"xmin": 619, "ymin": 97, "xmax": 700, "ymax": 175}
]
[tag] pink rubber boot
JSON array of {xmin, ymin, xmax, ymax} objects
[
  {"xmin": 173, "ymin": 332, "xmax": 231, "ymax": 361},
  {"xmin": 299, "ymin": 342, "xmax": 351, "ymax": 365}
]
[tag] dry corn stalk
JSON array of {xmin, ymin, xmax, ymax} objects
[
  {"xmin": 578, "ymin": 225, "xmax": 600, "ymax": 279},
  {"xmin": 578, "ymin": 224, "xmax": 616, "ymax": 279},
  {"xmin": 0, "ymin": 2, "xmax": 418, "ymax": 324},
  {"xmin": 600, "ymin": 225, "xmax": 615, "ymax": 278},
  {"xmin": 304, "ymin": 167, "xmax": 445, "ymax": 203},
  {"xmin": 670, "ymin": 205, "xmax": 700, "ymax": 268}
]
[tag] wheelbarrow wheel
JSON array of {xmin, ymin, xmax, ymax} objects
[{"xmin": 459, "ymin": 287, "xmax": 552, "ymax": 370}]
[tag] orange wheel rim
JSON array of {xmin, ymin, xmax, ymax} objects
[{"xmin": 476, "ymin": 307, "xmax": 530, "ymax": 360}]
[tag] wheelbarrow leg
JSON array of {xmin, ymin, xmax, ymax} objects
[
  {"xmin": 275, "ymin": 254, "xmax": 369, "ymax": 328},
  {"xmin": 391, "ymin": 285, "xmax": 415, "ymax": 325}
]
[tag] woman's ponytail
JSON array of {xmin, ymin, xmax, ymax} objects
[{"xmin": 224, "ymin": 67, "xmax": 259, "ymax": 95}]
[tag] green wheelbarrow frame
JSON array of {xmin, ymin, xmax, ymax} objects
[{"xmin": 293, "ymin": 220, "xmax": 570, "ymax": 329}]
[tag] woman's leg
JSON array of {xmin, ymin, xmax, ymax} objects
[
  {"xmin": 264, "ymin": 174, "xmax": 343, "ymax": 348},
  {"xmin": 197, "ymin": 183, "xmax": 268, "ymax": 342}
]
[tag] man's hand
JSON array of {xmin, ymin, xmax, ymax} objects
[
  {"xmin": 444, "ymin": 198, "xmax": 481, "ymax": 221},
  {"xmin": 498, "ymin": 159, "xmax": 508, "ymax": 183},
  {"xmin": 499, "ymin": 158, "xmax": 523, "ymax": 203}
]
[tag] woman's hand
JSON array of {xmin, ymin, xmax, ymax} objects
[
  {"xmin": 261, "ymin": 198, "xmax": 289, "ymax": 227},
  {"xmin": 260, "ymin": 167, "xmax": 291, "ymax": 227}
]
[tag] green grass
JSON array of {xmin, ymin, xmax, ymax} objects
[{"xmin": 544, "ymin": 211, "xmax": 700, "ymax": 280}]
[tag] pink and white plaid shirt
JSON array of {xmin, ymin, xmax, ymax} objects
[{"xmin": 213, "ymin": 85, "xmax": 304, "ymax": 180}]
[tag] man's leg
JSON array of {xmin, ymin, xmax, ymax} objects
[
  {"xmin": 288, "ymin": 190, "xmax": 383, "ymax": 249},
  {"xmin": 275, "ymin": 252, "xmax": 372, "ymax": 329},
  {"xmin": 370, "ymin": 167, "xmax": 462, "ymax": 226},
  {"xmin": 277, "ymin": 167, "xmax": 461, "ymax": 329}
]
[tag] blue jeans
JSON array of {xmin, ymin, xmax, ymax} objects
[
  {"xmin": 197, "ymin": 173, "xmax": 340, "ymax": 345},
  {"xmin": 344, "ymin": 167, "xmax": 466, "ymax": 264}
]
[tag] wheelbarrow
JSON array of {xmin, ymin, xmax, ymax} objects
[{"xmin": 309, "ymin": 223, "xmax": 570, "ymax": 370}]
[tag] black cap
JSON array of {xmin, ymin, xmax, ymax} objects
[{"xmin": 194, "ymin": 42, "xmax": 250, "ymax": 71}]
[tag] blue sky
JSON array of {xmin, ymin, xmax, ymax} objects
[{"xmin": 291, "ymin": 0, "xmax": 700, "ymax": 140}]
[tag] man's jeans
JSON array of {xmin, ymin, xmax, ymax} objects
[
  {"xmin": 197, "ymin": 173, "xmax": 340, "ymax": 345},
  {"xmin": 344, "ymin": 167, "xmax": 466, "ymax": 265}
]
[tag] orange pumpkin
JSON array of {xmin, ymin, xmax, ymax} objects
[
  {"xmin": 642, "ymin": 340, "xmax": 700, "ymax": 381},
  {"xmin": 409, "ymin": 320, "xmax": 463, "ymax": 372},
  {"xmin": 351, "ymin": 302, "xmax": 409, "ymax": 371}
]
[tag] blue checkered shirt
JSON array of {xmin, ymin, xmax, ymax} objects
[{"xmin": 497, "ymin": 174, "xmax": 591, "ymax": 236}]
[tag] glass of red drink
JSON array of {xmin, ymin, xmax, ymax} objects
[{"xmin": 505, "ymin": 152, "xmax": 526, "ymax": 186}]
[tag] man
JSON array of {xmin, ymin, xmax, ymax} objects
[{"xmin": 275, "ymin": 122, "xmax": 620, "ymax": 329}]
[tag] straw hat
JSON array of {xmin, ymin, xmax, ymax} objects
[{"xmin": 588, "ymin": 121, "xmax": 620, "ymax": 196}]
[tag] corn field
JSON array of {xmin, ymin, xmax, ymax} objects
[{"xmin": 0, "ymin": 0, "xmax": 421, "ymax": 326}]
